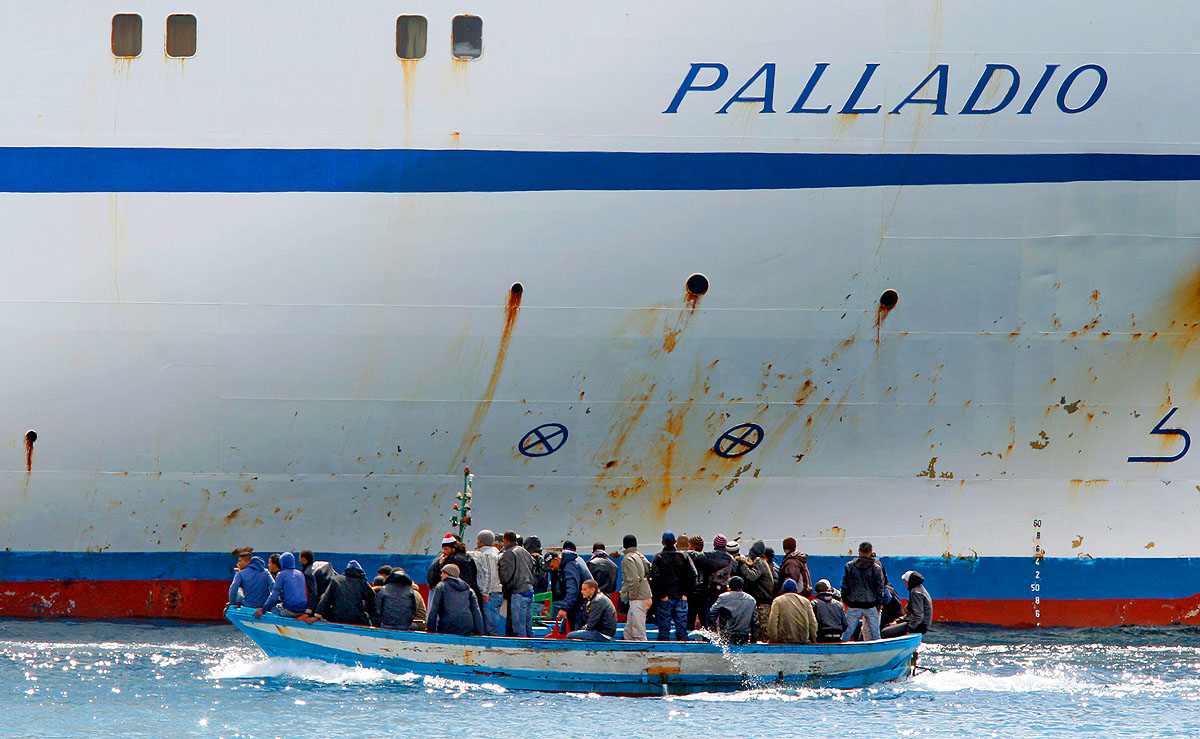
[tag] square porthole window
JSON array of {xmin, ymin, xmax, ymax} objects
[
  {"xmin": 167, "ymin": 14, "xmax": 197, "ymax": 58},
  {"xmin": 451, "ymin": 15, "xmax": 482, "ymax": 59},
  {"xmin": 111, "ymin": 14, "xmax": 142, "ymax": 57},
  {"xmin": 397, "ymin": 16, "xmax": 427, "ymax": 59}
]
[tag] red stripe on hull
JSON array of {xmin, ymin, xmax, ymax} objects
[
  {"xmin": 3, "ymin": 581, "xmax": 1200, "ymax": 627},
  {"xmin": 0, "ymin": 580, "xmax": 228, "ymax": 620},
  {"xmin": 937, "ymin": 595, "xmax": 1200, "ymax": 628}
]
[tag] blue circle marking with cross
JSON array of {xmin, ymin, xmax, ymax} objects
[
  {"xmin": 519, "ymin": 423, "xmax": 569, "ymax": 457},
  {"xmin": 714, "ymin": 423, "xmax": 764, "ymax": 458}
]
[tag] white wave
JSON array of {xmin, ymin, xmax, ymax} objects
[
  {"xmin": 206, "ymin": 654, "xmax": 418, "ymax": 685},
  {"xmin": 911, "ymin": 667, "xmax": 1200, "ymax": 698}
]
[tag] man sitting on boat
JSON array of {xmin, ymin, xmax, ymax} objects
[
  {"xmin": 566, "ymin": 579, "xmax": 617, "ymax": 642},
  {"xmin": 427, "ymin": 563, "xmax": 485, "ymax": 636},
  {"xmin": 811, "ymin": 579, "xmax": 850, "ymax": 643},
  {"xmin": 315, "ymin": 560, "xmax": 377, "ymax": 626},
  {"xmin": 255, "ymin": 552, "xmax": 308, "ymax": 620},
  {"xmin": 227, "ymin": 551, "xmax": 272, "ymax": 612},
  {"xmin": 881, "ymin": 571, "xmax": 933, "ymax": 638},
  {"xmin": 549, "ymin": 547, "xmax": 592, "ymax": 631},
  {"xmin": 707, "ymin": 576, "xmax": 759, "ymax": 644},
  {"xmin": 765, "ymin": 578, "xmax": 817, "ymax": 644},
  {"xmin": 376, "ymin": 568, "xmax": 426, "ymax": 631}
]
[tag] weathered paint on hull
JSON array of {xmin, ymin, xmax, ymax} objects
[
  {"xmin": 1, "ymin": 4, "xmax": 1199, "ymax": 629},
  {"xmin": 6, "ymin": 550, "xmax": 1200, "ymax": 627},
  {"xmin": 0, "ymin": 580, "xmax": 228, "ymax": 621},
  {"xmin": 224, "ymin": 606, "xmax": 920, "ymax": 694}
]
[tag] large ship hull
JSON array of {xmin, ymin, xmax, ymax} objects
[{"xmin": 1, "ymin": 2, "xmax": 1198, "ymax": 625}]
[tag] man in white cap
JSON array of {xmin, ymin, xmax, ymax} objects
[{"xmin": 881, "ymin": 571, "xmax": 933, "ymax": 638}]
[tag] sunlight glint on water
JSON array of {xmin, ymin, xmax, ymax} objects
[{"xmin": 1, "ymin": 621, "xmax": 1200, "ymax": 737}]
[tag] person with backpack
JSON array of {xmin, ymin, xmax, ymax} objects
[
  {"xmin": 684, "ymin": 535, "xmax": 706, "ymax": 629},
  {"xmin": 649, "ymin": 531, "xmax": 698, "ymax": 641},
  {"xmin": 696, "ymin": 534, "xmax": 736, "ymax": 627},
  {"xmin": 619, "ymin": 534, "xmax": 653, "ymax": 641}
]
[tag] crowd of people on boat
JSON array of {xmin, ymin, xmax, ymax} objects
[{"xmin": 226, "ymin": 532, "xmax": 932, "ymax": 645}]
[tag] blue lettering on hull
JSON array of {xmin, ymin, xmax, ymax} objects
[{"xmin": 664, "ymin": 62, "xmax": 1108, "ymax": 116}]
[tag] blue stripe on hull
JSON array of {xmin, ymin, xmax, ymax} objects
[
  {"xmin": 0, "ymin": 148, "xmax": 1196, "ymax": 192},
  {"xmin": 0, "ymin": 551, "xmax": 1193, "ymax": 601}
]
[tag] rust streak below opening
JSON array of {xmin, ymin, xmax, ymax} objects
[{"xmin": 448, "ymin": 288, "xmax": 522, "ymax": 469}]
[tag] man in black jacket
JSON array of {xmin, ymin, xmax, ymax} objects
[
  {"xmin": 812, "ymin": 578, "xmax": 849, "ymax": 642},
  {"xmin": 649, "ymin": 531, "xmax": 698, "ymax": 641},
  {"xmin": 426, "ymin": 534, "xmax": 481, "ymax": 602},
  {"xmin": 586, "ymin": 543, "xmax": 618, "ymax": 594},
  {"xmin": 840, "ymin": 541, "xmax": 885, "ymax": 641},
  {"xmin": 566, "ymin": 580, "xmax": 617, "ymax": 641},
  {"xmin": 315, "ymin": 560, "xmax": 377, "ymax": 626},
  {"xmin": 695, "ymin": 534, "xmax": 735, "ymax": 627},
  {"xmin": 298, "ymin": 550, "xmax": 333, "ymax": 621}
]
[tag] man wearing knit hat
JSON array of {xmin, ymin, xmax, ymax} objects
[
  {"xmin": 683, "ymin": 535, "xmax": 706, "ymax": 630},
  {"xmin": 427, "ymin": 533, "xmax": 482, "ymax": 604},
  {"xmin": 649, "ymin": 531, "xmax": 697, "ymax": 641},
  {"xmin": 471, "ymin": 529, "xmax": 504, "ymax": 636},
  {"xmin": 427, "ymin": 563, "xmax": 484, "ymax": 636},
  {"xmin": 695, "ymin": 534, "xmax": 736, "ymax": 627},
  {"xmin": 766, "ymin": 578, "xmax": 818, "ymax": 644}
]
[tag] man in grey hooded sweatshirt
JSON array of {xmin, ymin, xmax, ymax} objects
[{"xmin": 881, "ymin": 570, "xmax": 933, "ymax": 638}]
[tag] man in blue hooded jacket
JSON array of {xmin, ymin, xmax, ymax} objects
[
  {"xmin": 256, "ymin": 552, "xmax": 308, "ymax": 619},
  {"xmin": 228, "ymin": 554, "xmax": 273, "ymax": 609},
  {"xmin": 550, "ymin": 548, "xmax": 592, "ymax": 631}
]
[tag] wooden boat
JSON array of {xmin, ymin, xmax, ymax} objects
[{"xmin": 226, "ymin": 606, "xmax": 921, "ymax": 695}]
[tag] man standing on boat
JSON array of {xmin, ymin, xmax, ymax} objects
[
  {"xmin": 696, "ymin": 534, "xmax": 736, "ymax": 627},
  {"xmin": 619, "ymin": 534, "xmax": 653, "ymax": 641},
  {"xmin": 427, "ymin": 563, "xmax": 484, "ymax": 636},
  {"xmin": 779, "ymin": 537, "xmax": 813, "ymax": 597},
  {"xmin": 649, "ymin": 531, "xmax": 698, "ymax": 641},
  {"xmin": 427, "ymin": 534, "xmax": 482, "ymax": 604},
  {"xmin": 471, "ymin": 530, "xmax": 505, "ymax": 636},
  {"xmin": 586, "ymin": 543, "xmax": 618, "ymax": 595},
  {"xmin": 841, "ymin": 541, "xmax": 885, "ymax": 641},
  {"xmin": 498, "ymin": 530, "xmax": 536, "ymax": 637},
  {"xmin": 566, "ymin": 580, "xmax": 617, "ymax": 641}
]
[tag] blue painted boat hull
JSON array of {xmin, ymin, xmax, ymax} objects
[{"xmin": 225, "ymin": 606, "xmax": 920, "ymax": 695}]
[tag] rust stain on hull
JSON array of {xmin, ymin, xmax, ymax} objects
[
  {"xmin": 24, "ymin": 437, "xmax": 33, "ymax": 473},
  {"xmin": 448, "ymin": 289, "xmax": 521, "ymax": 470}
]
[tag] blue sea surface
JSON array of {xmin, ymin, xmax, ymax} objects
[{"xmin": 0, "ymin": 620, "xmax": 1198, "ymax": 737}]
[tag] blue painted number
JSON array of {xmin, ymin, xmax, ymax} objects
[{"xmin": 1127, "ymin": 407, "xmax": 1191, "ymax": 463}]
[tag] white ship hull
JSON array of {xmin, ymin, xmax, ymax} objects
[{"xmin": 0, "ymin": 1, "xmax": 1196, "ymax": 624}]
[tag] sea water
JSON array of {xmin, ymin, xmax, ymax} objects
[{"xmin": 2, "ymin": 620, "xmax": 1200, "ymax": 737}]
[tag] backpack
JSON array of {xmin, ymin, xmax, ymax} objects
[
  {"xmin": 709, "ymin": 554, "xmax": 734, "ymax": 593},
  {"xmin": 530, "ymin": 553, "xmax": 548, "ymax": 593}
]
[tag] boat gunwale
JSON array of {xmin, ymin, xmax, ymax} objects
[{"xmin": 224, "ymin": 605, "xmax": 923, "ymax": 655}]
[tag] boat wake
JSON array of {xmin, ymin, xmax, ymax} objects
[
  {"xmin": 206, "ymin": 653, "xmax": 417, "ymax": 685},
  {"xmin": 205, "ymin": 652, "xmax": 507, "ymax": 694}
]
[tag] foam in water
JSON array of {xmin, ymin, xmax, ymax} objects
[{"xmin": 207, "ymin": 653, "xmax": 417, "ymax": 685}]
